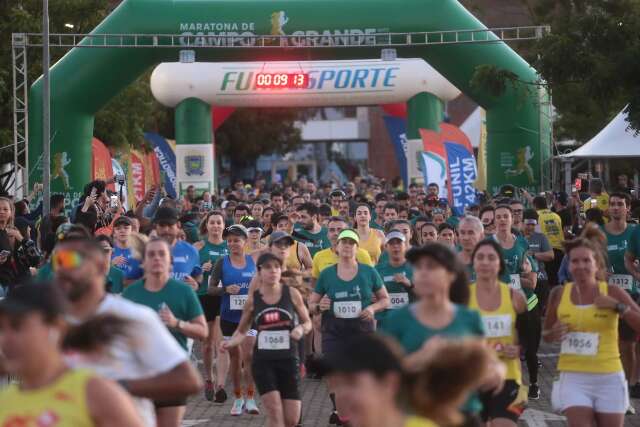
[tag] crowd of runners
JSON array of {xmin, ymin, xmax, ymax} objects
[{"xmin": 0, "ymin": 173, "xmax": 640, "ymax": 427}]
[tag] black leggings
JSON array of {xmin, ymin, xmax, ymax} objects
[{"xmin": 516, "ymin": 305, "xmax": 541, "ymax": 384}]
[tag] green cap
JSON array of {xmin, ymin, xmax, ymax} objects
[{"xmin": 337, "ymin": 228, "xmax": 360, "ymax": 244}]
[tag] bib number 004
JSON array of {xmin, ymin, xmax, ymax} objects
[
  {"xmin": 333, "ymin": 301, "xmax": 362, "ymax": 319},
  {"xmin": 388, "ymin": 293, "xmax": 409, "ymax": 309}
]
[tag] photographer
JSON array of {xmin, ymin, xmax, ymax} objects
[{"xmin": 74, "ymin": 179, "xmax": 121, "ymax": 235}]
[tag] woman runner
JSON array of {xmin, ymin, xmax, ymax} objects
[{"xmin": 222, "ymin": 253, "xmax": 312, "ymax": 427}]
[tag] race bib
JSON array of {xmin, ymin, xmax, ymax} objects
[
  {"xmin": 388, "ymin": 292, "xmax": 409, "ymax": 309},
  {"xmin": 609, "ymin": 274, "xmax": 634, "ymax": 291},
  {"xmin": 257, "ymin": 330, "xmax": 290, "ymax": 350},
  {"xmin": 509, "ymin": 274, "xmax": 522, "ymax": 290},
  {"xmin": 230, "ymin": 294, "xmax": 248, "ymax": 310},
  {"xmin": 482, "ymin": 314, "xmax": 512, "ymax": 338},
  {"xmin": 561, "ymin": 332, "xmax": 599, "ymax": 356},
  {"xmin": 333, "ymin": 301, "xmax": 362, "ymax": 319}
]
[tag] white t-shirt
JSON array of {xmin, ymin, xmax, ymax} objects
[{"xmin": 65, "ymin": 294, "xmax": 188, "ymax": 427}]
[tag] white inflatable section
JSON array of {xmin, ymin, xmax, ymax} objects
[{"xmin": 150, "ymin": 59, "xmax": 461, "ymax": 108}]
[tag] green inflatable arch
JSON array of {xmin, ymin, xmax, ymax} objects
[{"xmin": 28, "ymin": 0, "xmax": 550, "ymax": 201}]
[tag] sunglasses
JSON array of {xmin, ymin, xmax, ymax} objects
[{"xmin": 51, "ymin": 249, "xmax": 83, "ymax": 271}]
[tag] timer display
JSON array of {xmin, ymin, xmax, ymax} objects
[{"xmin": 255, "ymin": 73, "xmax": 309, "ymax": 89}]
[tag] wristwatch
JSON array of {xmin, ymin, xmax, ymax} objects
[
  {"xmin": 175, "ymin": 320, "xmax": 183, "ymax": 330},
  {"xmin": 615, "ymin": 303, "xmax": 628, "ymax": 316}
]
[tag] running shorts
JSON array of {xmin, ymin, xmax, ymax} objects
[
  {"xmin": 220, "ymin": 318, "xmax": 257, "ymax": 339},
  {"xmin": 252, "ymin": 357, "xmax": 301, "ymax": 400},
  {"xmin": 198, "ymin": 294, "xmax": 220, "ymax": 322},
  {"xmin": 551, "ymin": 371, "xmax": 628, "ymax": 414}
]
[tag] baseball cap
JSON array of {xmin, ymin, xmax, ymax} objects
[
  {"xmin": 223, "ymin": 224, "xmax": 249, "ymax": 239},
  {"xmin": 498, "ymin": 184, "xmax": 516, "ymax": 198},
  {"xmin": 438, "ymin": 198, "xmax": 449, "ymax": 207},
  {"xmin": 330, "ymin": 189, "xmax": 346, "ymax": 198},
  {"xmin": 337, "ymin": 228, "xmax": 360, "ymax": 244},
  {"xmin": 315, "ymin": 334, "xmax": 403, "ymax": 376},
  {"xmin": 153, "ymin": 207, "xmax": 180, "ymax": 225},
  {"xmin": 555, "ymin": 191, "xmax": 569, "ymax": 205},
  {"xmin": 0, "ymin": 282, "xmax": 67, "ymax": 319},
  {"xmin": 269, "ymin": 231, "xmax": 294, "ymax": 246},
  {"xmin": 113, "ymin": 216, "xmax": 133, "ymax": 227},
  {"xmin": 385, "ymin": 230, "xmax": 406, "ymax": 244}
]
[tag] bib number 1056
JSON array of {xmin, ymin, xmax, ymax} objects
[{"xmin": 561, "ymin": 332, "xmax": 599, "ymax": 356}]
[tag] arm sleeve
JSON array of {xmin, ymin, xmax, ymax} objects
[{"xmin": 209, "ymin": 258, "xmax": 224, "ymax": 287}]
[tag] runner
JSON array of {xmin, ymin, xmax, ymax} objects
[
  {"xmin": 319, "ymin": 334, "xmax": 494, "ymax": 427},
  {"xmin": 111, "ymin": 215, "xmax": 144, "ymax": 286},
  {"xmin": 52, "ymin": 237, "xmax": 201, "ymax": 427},
  {"xmin": 469, "ymin": 239, "xmax": 527, "ymax": 425},
  {"xmin": 245, "ymin": 219, "xmax": 267, "ymax": 253},
  {"xmin": 222, "ymin": 252, "xmax": 312, "ymax": 427},
  {"xmin": 273, "ymin": 214, "xmax": 313, "ymax": 272},
  {"xmin": 354, "ymin": 204, "xmax": 385, "ymax": 263},
  {"xmin": 0, "ymin": 282, "xmax": 146, "ymax": 427},
  {"xmin": 293, "ymin": 203, "xmax": 330, "ymax": 258},
  {"xmin": 457, "ymin": 215, "xmax": 484, "ymax": 280},
  {"xmin": 153, "ymin": 207, "xmax": 202, "ymax": 291},
  {"xmin": 375, "ymin": 230, "xmax": 414, "ymax": 327},
  {"xmin": 95, "ymin": 235, "xmax": 125, "ymax": 294},
  {"xmin": 309, "ymin": 229, "xmax": 390, "ymax": 425},
  {"xmin": 193, "ymin": 210, "xmax": 229, "ymax": 402},
  {"xmin": 123, "ymin": 237, "xmax": 208, "ymax": 427},
  {"xmin": 380, "ymin": 243, "xmax": 502, "ymax": 425},
  {"xmin": 208, "ymin": 224, "xmax": 260, "ymax": 416},
  {"xmin": 480, "ymin": 206, "xmax": 496, "ymax": 238},
  {"xmin": 603, "ymin": 192, "xmax": 639, "ymax": 402},
  {"xmin": 437, "ymin": 223, "xmax": 456, "ymax": 248},
  {"xmin": 522, "ymin": 209, "xmax": 554, "ymax": 313},
  {"xmin": 533, "ymin": 195, "xmax": 565, "ymax": 288},
  {"xmin": 420, "ymin": 222, "xmax": 438, "ymax": 244},
  {"xmin": 544, "ymin": 236, "xmax": 640, "ymax": 427},
  {"xmin": 494, "ymin": 205, "xmax": 541, "ymax": 399}
]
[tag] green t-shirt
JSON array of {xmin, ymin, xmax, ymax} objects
[
  {"xmin": 446, "ymin": 216, "xmax": 460, "ymax": 228},
  {"xmin": 604, "ymin": 224, "xmax": 637, "ymax": 293},
  {"xmin": 294, "ymin": 227, "xmax": 331, "ymax": 258},
  {"xmin": 197, "ymin": 240, "xmax": 229, "ymax": 295},
  {"xmin": 381, "ymin": 303, "xmax": 485, "ymax": 413},
  {"xmin": 499, "ymin": 235, "xmax": 529, "ymax": 289},
  {"xmin": 106, "ymin": 266, "xmax": 125, "ymax": 294},
  {"xmin": 123, "ymin": 278, "xmax": 203, "ymax": 350},
  {"xmin": 314, "ymin": 263, "xmax": 384, "ymax": 316},
  {"xmin": 370, "ymin": 219, "xmax": 384, "ymax": 231},
  {"xmin": 375, "ymin": 261, "xmax": 414, "ymax": 321},
  {"xmin": 629, "ymin": 226, "xmax": 640, "ymax": 259},
  {"xmin": 36, "ymin": 261, "xmax": 53, "ymax": 281}
]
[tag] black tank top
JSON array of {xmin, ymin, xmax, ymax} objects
[{"xmin": 252, "ymin": 285, "xmax": 298, "ymax": 360}]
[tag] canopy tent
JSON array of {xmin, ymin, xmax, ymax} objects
[{"xmin": 563, "ymin": 108, "xmax": 640, "ymax": 158}]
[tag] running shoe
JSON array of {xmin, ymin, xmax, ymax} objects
[
  {"xmin": 230, "ymin": 398, "xmax": 244, "ymax": 416},
  {"xmin": 528, "ymin": 383, "xmax": 540, "ymax": 400},
  {"xmin": 627, "ymin": 404, "xmax": 636, "ymax": 415},
  {"xmin": 329, "ymin": 411, "xmax": 340, "ymax": 425},
  {"xmin": 214, "ymin": 386, "xmax": 227, "ymax": 403},
  {"xmin": 245, "ymin": 398, "xmax": 260, "ymax": 415},
  {"xmin": 204, "ymin": 380, "xmax": 214, "ymax": 401}
]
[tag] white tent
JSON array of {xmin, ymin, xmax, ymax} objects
[{"xmin": 563, "ymin": 108, "xmax": 640, "ymax": 158}]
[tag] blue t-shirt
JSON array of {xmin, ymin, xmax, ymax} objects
[
  {"xmin": 111, "ymin": 245, "xmax": 143, "ymax": 281},
  {"xmin": 220, "ymin": 255, "xmax": 256, "ymax": 323},
  {"xmin": 171, "ymin": 240, "xmax": 201, "ymax": 281}
]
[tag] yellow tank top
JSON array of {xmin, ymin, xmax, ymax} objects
[
  {"xmin": 286, "ymin": 241, "xmax": 302, "ymax": 270},
  {"xmin": 557, "ymin": 282, "xmax": 622, "ymax": 373},
  {"xmin": 469, "ymin": 282, "xmax": 521, "ymax": 384},
  {"xmin": 0, "ymin": 369, "xmax": 94, "ymax": 427},
  {"xmin": 359, "ymin": 229, "xmax": 382, "ymax": 264}
]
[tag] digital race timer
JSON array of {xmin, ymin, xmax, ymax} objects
[{"xmin": 255, "ymin": 73, "xmax": 309, "ymax": 89}]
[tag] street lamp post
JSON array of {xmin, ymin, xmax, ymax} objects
[{"xmin": 42, "ymin": 0, "xmax": 50, "ymax": 216}]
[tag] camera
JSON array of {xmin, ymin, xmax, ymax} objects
[{"xmin": 115, "ymin": 174, "xmax": 125, "ymax": 185}]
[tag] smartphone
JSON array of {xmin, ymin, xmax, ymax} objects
[
  {"xmin": 0, "ymin": 250, "xmax": 11, "ymax": 258},
  {"xmin": 110, "ymin": 195, "xmax": 119, "ymax": 208}
]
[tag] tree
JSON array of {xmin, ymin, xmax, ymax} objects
[{"xmin": 468, "ymin": 0, "xmax": 640, "ymax": 143}]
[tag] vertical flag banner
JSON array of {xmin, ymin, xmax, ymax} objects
[
  {"xmin": 144, "ymin": 132, "xmax": 177, "ymax": 199},
  {"xmin": 383, "ymin": 115, "xmax": 409, "ymax": 187},
  {"xmin": 419, "ymin": 129, "xmax": 448, "ymax": 196},
  {"xmin": 443, "ymin": 142, "xmax": 477, "ymax": 216},
  {"xmin": 91, "ymin": 137, "xmax": 115, "ymax": 192},
  {"xmin": 129, "ymin": 150, "xmax": 146, "ymax": 203}
]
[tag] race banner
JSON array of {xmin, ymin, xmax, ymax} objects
[
  {"xmin": 91, "ymin": 137, "xmax": 115, "ymax": 192},
  {"xmin": 129, "ymin": 150, "xmax": 146, "ymax": 203},
  {"xmin": 144, "ymin": 132, "xmax": 177, "ymax": 198},
  {"xmin": 443, "ymin": 141, "xmax": 477, "ymax": 216},
  {"xmin": 419, "ymin": 129, "xmax": 448, "ymax": 198},
  {"xmin": 382, "ymin": 115, "xmax": 409, "ymax": 187}
]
